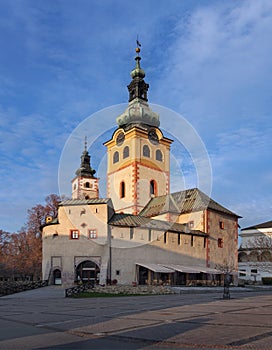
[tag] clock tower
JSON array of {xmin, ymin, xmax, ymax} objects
[{"xmin": 104, "ymin": 45, "xmax": 172, "ymax": 214}]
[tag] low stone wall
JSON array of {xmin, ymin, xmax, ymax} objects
[
  {"xmin": 0, "ymin": 280, "xmax": 48, "ymax": 297},
  {"xmin": 87, "ymin": 284, "xmax": 174, "ymax": 295}
]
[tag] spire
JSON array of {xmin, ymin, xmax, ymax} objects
[
  {"xmin": 75, "ymin": 138, "xmax": 96, "ymax": 177},
  {"xmin": 116, "ymin": 40, "xmax": 160, "ymax": 128},
  {"xmin": 127, "ymin": 39, "xmax": 149, "ymax": 102}
]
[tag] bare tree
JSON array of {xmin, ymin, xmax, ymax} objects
[{"xmin": 0, "ymin": 194, "xmax": 61, "ymax": 281}]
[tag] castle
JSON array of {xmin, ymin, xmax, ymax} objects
[{"xmin": 42, "ymin": 46, "xmax": 240, "ymax": 287}]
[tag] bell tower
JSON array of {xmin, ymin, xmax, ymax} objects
[
  {"xmin": 104, "ymin": 43, "xmax": 173, "ymax": 214},
  {"xmin": 72, "ymin": 139, "xmax": 99, "ymax": 200}
]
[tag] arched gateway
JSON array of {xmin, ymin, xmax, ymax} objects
[{"xmin": 76, "ymin": 260, "xmax": 100, "ymax": 285}]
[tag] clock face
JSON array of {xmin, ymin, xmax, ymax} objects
[
  {"xmin": 148, "ymin": 130, "xmax": 159, "ymax": 145},
  {"xmin": 116, "ymin": 132, "xmax": 125, "ymax": 146}
]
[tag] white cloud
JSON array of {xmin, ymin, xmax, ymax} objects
[
  {"xmin": 153, "ymin": 0, "xmax": 272, "ymax": 130},
  {"xmin": 148, "ymin": 1, "xmax": 272, "ymax": 229},
  {"xmin": 1, "ymin": 0, "xmax": 271, "ymax": 232}
]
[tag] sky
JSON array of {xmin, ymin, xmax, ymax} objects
[{"xmin": 0, "ymin": 0, "xmax": 271, "ymax": 234}]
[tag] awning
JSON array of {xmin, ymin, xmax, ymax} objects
[
  {"xmin": 162, "ymin": 264, "xmax": 222, "ymax": 274},
  {"xmin": 164, "ymin": 264, "xmax": 202, "ymax": 274},
  {"xmin": 204, "ymin": 267, "xmax": 222, "ymax": 275},
  {"xmin": 136, "ymin": 263, "xmax": 175, "ymax": 273},
  {"xmin": 136, "ymin": 263, "xmax": 223, "ymax": 274}
]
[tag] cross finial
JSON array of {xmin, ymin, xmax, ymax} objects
[{"xmin": 84, "ymin": 136, "xmax": 87, "ymax": 151}]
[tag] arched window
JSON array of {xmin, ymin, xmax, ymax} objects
[
  {"xmin": 85, "ymin": 182, "xmax": 90, "ymax": 188},
  {"xmin": 260, "ymin": 250, "xmax": 272, "ymax": 262},
  {"xmin": 123, "ymin": 146, "xmax": 129, "ymax": 159},
  {"xmin": 156, "ymin": 150, "xmax": 163, "ymax": 161},
  {"xmin": 120, "ymin": 181, "xmax": 125, "ymax": 198},
  {"xmin": 150, "ymin": 180, "xmax": 157, "ymax": 196},
  {"xmin": 249, "ymin": 251, "xmax": 259, "ymax": 262},
  {"xmin": 143, "ymin": 145, "xmax": 150, "ymax": 157},
  {"xmin": 113, "ymin": 151, "xmax": 119, "ymax": 163},
  {"xmin": 238, "ymin": 252, "xmax": 248, "ymax": 262}
]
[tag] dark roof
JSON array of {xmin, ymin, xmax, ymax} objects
[
  {"xmin": 40, "ymin": 217, "xmax": 59, "ymax": 230},
  {"xmin": 109, "ymin": 213, "xmax": 206, "ymax": 236},
  {"xmin": 140, "ymin": 188, "xmax": 241, "ymax": 218},
  {"xmin": 241, "ymin": 220, "xmax": 272, "ymax": 231},
  {"xmin": 59, "ymin": 198, "xmax": 111, "ymax": 206}
]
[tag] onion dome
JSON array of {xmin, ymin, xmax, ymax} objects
[
  {"xmin": 116, "ymin": 99, "xmax": 160, "ymax": 128},
  {"xmin": 75, "ymin": 138, "xmax": 96, "ymax": 177}
]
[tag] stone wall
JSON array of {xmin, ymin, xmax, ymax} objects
[{"xmin": 87, "ymin": 284, "xmax": 174, "ymax": 295}]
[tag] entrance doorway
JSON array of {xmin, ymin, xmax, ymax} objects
[
  {"xmin": 53, "ymin": 269, "xmax": 62, "ymax": 285},
  {"xmin": 76, "ymin": 260, "xmax": 100, "ymax": 285},
  {"xmin": 139, "ymin": 266, "xmax": 148, "ymax": 285}
]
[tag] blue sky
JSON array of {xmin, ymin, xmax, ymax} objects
[{"xmin": 0, "ymin": 0, "xmax": 271, "ymax": 233}]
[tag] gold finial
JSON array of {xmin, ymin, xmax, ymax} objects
[{"xmin": 136, "ymin": 35, "xmax": 141, "ymax": 54}]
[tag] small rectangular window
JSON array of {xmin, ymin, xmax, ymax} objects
[
  {"xmin": 148, "ymin": 229, "xmax": 151, "ymax": 242},
  {"xmin": 203, "ymin": 237, "xmax": 206, "ymax": 248},
  {"xmin": 130, "ymin": 227, "xmax": 134, "ymax": 240},
  {"xmin": 239, "ymin": 270, "xmax": 246, "ymax": 277},
  {"xmin": 219, "ymin": 221, "xmax": 224, "ymax": 229},
  {"xmin": 218, "ymin": 238, "xmax": 223, "ymax": 248},
  {"xmin": 70, "ymin": 229, "xmax": 79, "ymax": 239},
  {"xmin": 89, "ymin": 229, "xmax": 97, "ymax": 239},
  {"xmin": 191, "ymin": 235, "xmax": 194, "ymax": 247},
  {"xmin": 116, "ymin": 270, "xmax": 120, "ymax": 276},
  {"xmin": 188, "ymin": 221, "xmax": 194, "ymax": 229},
  {"xmin": 178, "ymin": 233, "xmax": 181, "ymax": 245},
  {"xmin": 164, "ymin": 232, "xmax": 167, "ymax": 244}
]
